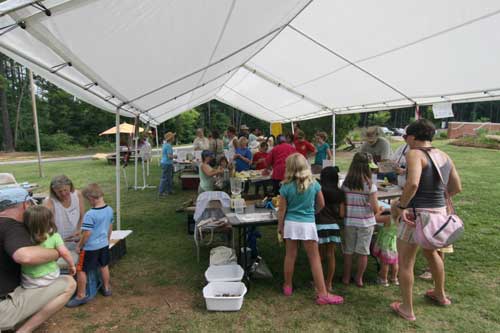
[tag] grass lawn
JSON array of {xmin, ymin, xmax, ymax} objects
[{"xmin": 2, "ymin": 142, "xmax": 500, "ymax": 332}]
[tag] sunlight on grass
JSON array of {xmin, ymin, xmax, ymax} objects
[{"xmin": 2, "ymin": 142, "xmax": 500, "ymax": 332}]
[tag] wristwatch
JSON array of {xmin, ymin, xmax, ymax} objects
[{"xmin": 397, "ymin": 204, "xmax": 407, "ymax": 210}]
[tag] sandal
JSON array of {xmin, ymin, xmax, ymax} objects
[
  {"xmin": 316, "ymin": 294, "xmax": 344, "ymax": 305},
  {"xmin": 424, "ymin": 289, "xmax": 451, "ymax": 306},
  {"xmin": 376, "ymin": 277, "xmax": 389, "ymax": 287},
  {"xmin": 390, "ymin": 278, "xmax": 400, "ymax": 286},
  {"xmin": 282, "ymin": 286, "xmax": 293, "ymax": 297},
  {"xmin": 390, "ymin": 301, "xmax": 416, "ymax": 321}
]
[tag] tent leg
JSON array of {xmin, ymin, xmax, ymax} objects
[
  {"xmin": 29, "ymin": 69, "xmax": 43, "ymax": 178},
  {"xmin": 115, "ymin": 107, "xmax": 121, "ymax": 230},
  {"xmin": 332, "ymin": 111, "xmax": 336, "ymax": 167},
  {"xmin": 291, "ymin": 121, "xmax": 294, "ymax": 135},
  {"xmin": 133, "ymin": 136, "xmax": 139, "ymax": 190}
]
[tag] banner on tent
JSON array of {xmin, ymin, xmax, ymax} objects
[{"xmin": 432, "ymin": 103, "xmax": 454, "ymax": 119}]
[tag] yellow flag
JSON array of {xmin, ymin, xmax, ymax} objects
[{"xmin": 270, "ymin": 123, "xmax": 282, "ymax": 137}]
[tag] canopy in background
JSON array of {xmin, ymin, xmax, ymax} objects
[
  {"xmin": 1, "ymin": 0, "xmax": 500, "ymax": 124},
  {"xmin": 98, "ymin": 123, "xmax": 146, "ymax": 136}
]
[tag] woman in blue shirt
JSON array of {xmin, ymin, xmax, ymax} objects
[
  {"xmin": 313, "ymin": 132, "xmax": 332, "ymax": 169},
  {"xmin": 233, "ymin": 137, "xmax": 252, "ymax": 172},
  {"xmin": 159, "ymin": 132, "xmax": 175, "ymax": 196}
]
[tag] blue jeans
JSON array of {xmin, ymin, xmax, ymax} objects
[{"xmin": 159, "ymin": 164, "xmax": 173, "ymax": 194}]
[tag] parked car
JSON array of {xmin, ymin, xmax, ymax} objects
[
  {"xmin": 380, "ymin": 127, "xmax": 394, "ymax": 136},
  {"xmin": 391, "ymin": 128, "xmax": 406, "ymax": 136}
]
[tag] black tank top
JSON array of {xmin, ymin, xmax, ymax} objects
[{"xmin": 409, "ymin": 148, "xmax": 451, "ymax": 208}]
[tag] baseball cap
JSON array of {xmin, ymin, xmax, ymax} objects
[
  {"xmin": 201, "ymin": 150, "xmax": 215, "ymax": 159},
  {"xmin": 0, "ymin": 187, "xmax": 31, "ymax": 211}
]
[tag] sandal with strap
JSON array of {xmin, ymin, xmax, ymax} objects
[
  {"xmin": 282, "ymin": 286, "xmax": 293, "ymax": 297},
  {"xmin": 424, "ymin": 289, "xmax": 452, "ymax": 306},
  {"xmin": 390, "ymin": 301, "xmax": 416, "ymax": 321},
  {"xmin": 316, "ymin": 294, "xmax": 344, "ymax": 305}
]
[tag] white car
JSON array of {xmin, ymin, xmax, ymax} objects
[{"xmin": 380, "ymin": 127, "xmax": 394, "ymax": 136}]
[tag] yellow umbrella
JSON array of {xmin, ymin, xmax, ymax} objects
[{"xmin": 99, "ymin": 122, "xmax": 145, "ymax": 136}]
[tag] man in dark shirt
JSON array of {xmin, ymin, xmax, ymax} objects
[{"xmin": 0, "ymin": 187, "xmax": 76, "ymax": 332}]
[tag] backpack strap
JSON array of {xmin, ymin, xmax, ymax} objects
[{"xmin": 417, "ymin": 148, "xmax": 445, "ymax": 186}]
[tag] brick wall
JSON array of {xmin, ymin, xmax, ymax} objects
[{"xmin": 447, "ymin": 122, "xmax": 500, "ymax": 139}]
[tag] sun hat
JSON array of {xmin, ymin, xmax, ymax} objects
[
  {"xmin": 0, "ymin": 187, "xmax": 31, "ymax": 211},
  {"xmin": 164, "ymin": 132, "xmax": 176, "ymax": 141}
]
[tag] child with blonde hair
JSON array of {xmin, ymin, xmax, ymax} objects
[
  {"xmin": 278, "ymin": 153, "xmax": 343, "ymax": 305},
  {"xmin": 67, "ymin": 183, "xmax": 113, "ymax": 307},
  {"xmin": 22, "ymin": 206, "xmax": 76, "ymax": 288}
]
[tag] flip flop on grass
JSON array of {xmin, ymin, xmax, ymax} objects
[
  {"xmin": 424, "ymin": 289, "xmax": 452, "ymax": 306},
  {"xmin": 390, "ymin": 302, "xmax": 416, "ymax": 321}
]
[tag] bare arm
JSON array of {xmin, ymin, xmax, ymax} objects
[
  {"xmin": 57, "ymin": 244, "xmax": 76, "ymax": 275},
  {"xmin": 201, "ymin": 163, "xmax": 222, "ymax": 177},
  {"xmin": 277, "ymin": 196, "xmax": 287, "ymax": 235},
  {"xmin": 398, "ymin": 150, "xmax": 424, "ymax": 208},
  {"xmin": 447, "ymin": 159, "xmax": 462, "ymax": 196},
  {"xmin": 12, "ymin": 246, "xmax": 59, "ymax": 265},
  {"xmin": 76, "ymin": 190, "xmax": 85, "ymax": 232},
  {"xmin": 326, "ymin": 148, "xmax": 332, "ymax": 160},
  {"xmin": 76, "ymin": 230, "xmax": 92, "ymax": 253},
  {"xmin": 315, "ymin": 191, "xmax": 325, "ymax": 213},
  {"xmin": 108, "ymin": 224, "xmax": 113, "ymax": 241},
  {"xmin": 368, "ymin": 192, "xmax": 379, "ymax": 214},
  {"xmin": 338, "ymin": 202, "xmax": 345, "ymax": 219}
]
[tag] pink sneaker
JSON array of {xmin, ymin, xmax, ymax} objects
[
  {"xmin": 282, "ymin": 286, "xmax": 293, "ymax": 297},
  {"xmin": 316, "ymin": 294, "xmax": 344, "ymax": 305}
]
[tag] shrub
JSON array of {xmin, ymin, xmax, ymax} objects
[{"xmin": 40, "ymin": 131, "xmax": 73, "ymax": 151}]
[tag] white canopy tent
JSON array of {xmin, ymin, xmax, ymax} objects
[{"xmin": 2, "ymin": 0, "xmax": 500, "ymax": 228}]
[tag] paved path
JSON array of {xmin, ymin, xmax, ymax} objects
[
  {"xmin": 0, "ymin": 155, "xmax": 96, "ymax": 166},
  {"xmin": 0, "ymin": 145, "xmax": 195, "ymax": 166}
]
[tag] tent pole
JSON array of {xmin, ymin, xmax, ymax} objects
[
  {"xmin": 115, "ymin": 107, "xmax": 121, "ymax": 230},
  {"xmin": 332, "ymin": 110, "xmax": 336, "ymax": 167},
  {"xmin": 291, "ymin": 121, "xmax": 295, "ymax": 135},
  {"xmin": 29, "ymin": 69, "xmax": 43, "ymax": 178}
]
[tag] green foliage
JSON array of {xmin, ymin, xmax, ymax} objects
[
  {"xmin": 369, "ymin": 111, "xmax": 391, "ymax": 126},
  {"xmin": 297, "ymin": 113, "xmax": 360, "ymax": 146},
  {"xmin": 437, "ymin": 131, "xmax": 448, "ymax": 139}
]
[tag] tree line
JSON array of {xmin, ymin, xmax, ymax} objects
[{"xmin": 1, "ymin": 56, "xmax": 500, "ymax": 151}]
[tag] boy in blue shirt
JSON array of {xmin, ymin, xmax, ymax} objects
[
  {"xmin": 159, "ymin": 131, "xmax": 176, "ymax": 196},
  {"xmin": 67, "ymin": 183, "xmax": 113, "ymax": 307}
]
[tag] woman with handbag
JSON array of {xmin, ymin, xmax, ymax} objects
[{"xmin": 390, "ymin": 119, "xmax": 462, "ymax": 321}]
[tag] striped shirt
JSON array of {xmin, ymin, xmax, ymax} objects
[{"xmin": 342, "ymin": 182, "xmax": 377, "ymax": 228}]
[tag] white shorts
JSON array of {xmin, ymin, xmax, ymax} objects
[
  {"xmin": 22, "ymin": 270, "xmax": 60, "ymax": 289},
  {"xmin": 284, "ymin": 221, "xmax": 318, "ymax": 241}
]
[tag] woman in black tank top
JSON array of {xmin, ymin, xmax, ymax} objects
[{"xmin": 390, "ymin": 120, "xmax": 462, "ymax": 321}]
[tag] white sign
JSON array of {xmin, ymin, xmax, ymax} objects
[{"xmin": 432, "ymin": 103, "xmax": 454, "ymax": 119}]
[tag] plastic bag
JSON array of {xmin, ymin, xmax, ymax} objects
[
  {"xmin": 249, "ymin": 256, "xmax": 273, "ymax": 279},
  {"xmin": 210, "ymin": 246, "xmax": 237, "ymax": 266}
]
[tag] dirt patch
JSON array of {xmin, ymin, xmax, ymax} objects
[{"xmin": 36, "ymin": 285, "xmax": 197, "ymax": 332}]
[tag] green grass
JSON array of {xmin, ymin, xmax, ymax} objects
[{"xmin": 2, "ymin": 142, "xmax": 500, "ymax": 332}]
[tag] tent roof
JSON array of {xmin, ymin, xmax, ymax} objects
[
  {"xmin": 98, "ymin": 122, "xmax": 146, "ymax": 136},
  {"xmin": 2, "ymin": 0, "xmax": 500, "ymax": 124}
]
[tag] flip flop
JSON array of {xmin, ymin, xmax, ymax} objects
[
  {"xmin": 316, "ymin": 294, "xmax": 344, "ymax": 305},
  {"xmin": 282, "ymin": 286, "xmax": 293, "ymax": 297},
  {"xmin": 390, "ymin": 302, "xmax": 416, "ymax": 321},
  {"xmin": 424, "ymin": 289, "xmax": 452, "ymax": 306}
]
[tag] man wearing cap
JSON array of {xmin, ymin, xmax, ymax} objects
[
  {"xmin": 0, "ymin": 187, "xmax": 76, "ymax": 332},
  {"xmin": 360, "ymin": 126, "xmax": 392, "ymax": 163},
  {"xmin": 239, "ymin": 124, "xmax": 250, "ymax": 139},
  {"xmin": 193, "ymin": 128, "xmax": 209, "ymax": 151}
]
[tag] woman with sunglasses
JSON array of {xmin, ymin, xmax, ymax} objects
[{"xmin": 391, "ymin": 119, "xmax": 462, "ymax": 321}]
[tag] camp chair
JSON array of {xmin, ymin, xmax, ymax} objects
[{"xmin": 194, "ymin": 191, "xmax": 231, "ymax": 262}]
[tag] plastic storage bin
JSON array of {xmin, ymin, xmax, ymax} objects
[
  {"xmin": 205, "ymin": 264, "xmax": 244, "ymax": 282},
  {"xmin": 203, "ymin": 282, "xmax": 247, "ymax": 311}
]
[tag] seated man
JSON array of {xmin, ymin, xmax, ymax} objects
[{"xmin": 0, "ymin": 187, "xmax": 76, "ymax": 332}]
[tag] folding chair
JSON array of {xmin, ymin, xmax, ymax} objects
[{"xmin": 193, "ymin": 191, "xmax": 231, "ymax": 262}]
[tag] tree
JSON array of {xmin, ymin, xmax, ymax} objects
[{"xmin": 0, "ymin": 55, "xmax": 15, "ymax": 151}]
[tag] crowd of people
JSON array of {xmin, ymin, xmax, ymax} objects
[
  {"xmin": 1, "ymin": 177, "xmax": 114, "ymax": 331},
  {"xmin": 0, "ymin": 119, "xmax": 463, "ymax": 330},
  {"xmin": 157, "ymin": 119, "xmax": 462, "ymax": 319}
]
